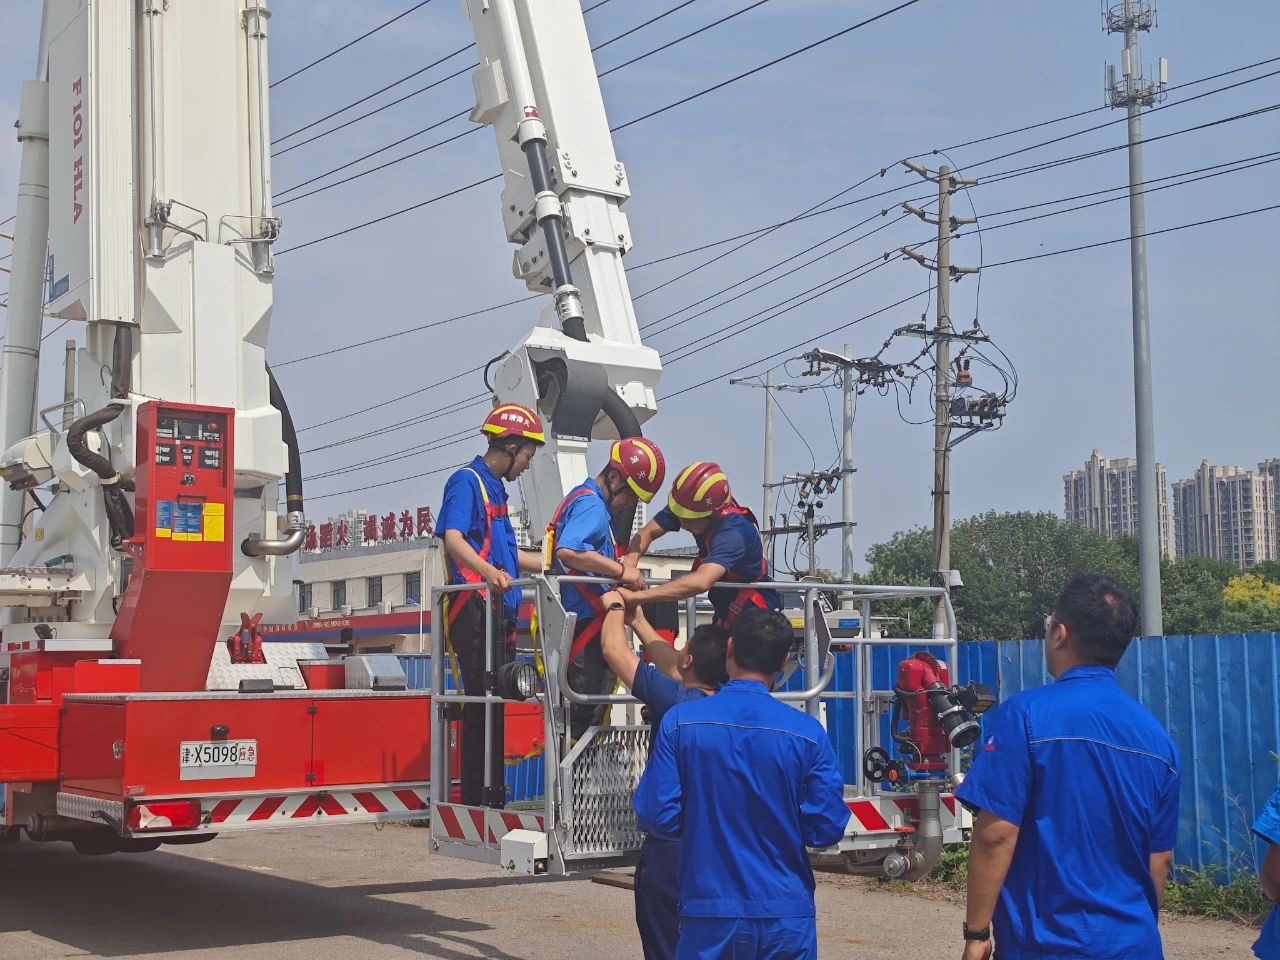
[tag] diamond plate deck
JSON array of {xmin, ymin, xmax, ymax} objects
[
  {"xmin": 204, "ymin": 640, "xmax": 328, "ymax": 690},
  {"xmin": 560, "ymin": 725, "xmax": 649, "ymax": 858}
]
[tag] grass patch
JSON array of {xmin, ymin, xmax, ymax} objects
[
  {"xmin": 1163, "ymin": 864, "xmax": 1269, "ymax": 925},
  {"xmin": 900, "ymin": 847, "xmax": 1269, "ymax": 926}
]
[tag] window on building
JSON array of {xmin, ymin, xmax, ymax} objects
[
  {"xmin": 367, "ymin": 576, "xmax": 383, "ymax": 607},
  {"xmin": 405, "ymin": 570, "xmax": 422, "ymax": 604},
  {"xmin": 298, "ymin": 582, "xmax": 312, "ymax": 615},
  {"xmin": 332, "ymin": 580, "xmax": 346, "ymax": 609}
]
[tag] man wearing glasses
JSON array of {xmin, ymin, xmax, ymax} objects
[{"xmin": 955, "ymin": 573, "xmax": 1180, "ymax": 960}]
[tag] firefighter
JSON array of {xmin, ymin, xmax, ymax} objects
[
  {"xmin": 547, "ymin": 438, "xmax": 666, "ymax": 740},
  {"xmin": 436, "ymin": 404, "xmax": 546, "ymax": 807},
  {"xmin": 619, "ymin": 461, "xmax": 779, "ymax": 629}
]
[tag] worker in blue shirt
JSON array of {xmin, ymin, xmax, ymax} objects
[
  {"xmin": 437, "ymin": 404, "xmax": 545, "ymax": 808},
  {"xmin": 634, "ymin": 607, "xmax": 848, "ymax": 960},
  {"xmin": 547, "ymin": 438, "xmax": 666, "ymax": 740},
  {"xmin": 956, "ymin": 573, "xmax": 1180, "ymax": 960},
  {"xmin": 598, "ymin": 589, "xmax": 728, "ymax": 960},
  {"xmin": 1251, "ymin": 784, "xmax": 1280, "ymax": 959},
  {"xmin": 621, "ymin": 461, "xmax": 778, "ymax": 630}
]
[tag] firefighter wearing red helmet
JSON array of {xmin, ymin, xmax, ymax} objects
[
  {"xmin": 546, "ymin": 437, "xmax": 666, "ymax": 740},
  {"xmin": 620, "ymin": 461, "xmax": 779, "ymax": 630},
  {"xmin": 436, "ymin": 403, "xmax": 546, "ymax": 808}
]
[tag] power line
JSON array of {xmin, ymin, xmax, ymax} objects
[
  {"xmin": 309, "ymin": 461, "xmax": 462, "ymax": 504},
  {"xmin": 298, "ymin": 367, "xmax": 485, "ymax": 433},
  {"xmin": 274, "ymin": 0, "xmax": 774, "ymax": 204},
  {"xmin": 271, "ymin": 1, "xmax": 436, "ymax": 89},
  {"xmin": 275, "ymin": 0, "xmax": 619, "ymax": 158},
  {"xmin": 597, "ymin": 0, "xmax": 773, "ymax": 78},
  {"xmin": 612, "ymin": 0, "xmax": 925, "ymax": 132},
  {"xmin": 917, "ymin": 54, "xmax": 1280, "ymax": 157},
  {"xmin": 302, "ymin": 394, "xmax": 489, "ymax": 454},
  {"xmin": 273, "ymin": 139, "xmax": 1274, "ymax": 368},
  {"xmin": 275, "ymin": 296, "xmax": 534, "ymax": 367},
  {"xmin": 642, "ymin": 209, "xmax": 915, "ymax": 340},
  {"xmin": 274, "ymin": 0, "xmax": 924, "ymax": 250},
  {"xmin": 983, "ymin": 202, "xmax": 1280, "ymax": 270},
  {"xmin": 593, "ymin": 0, "xmax": 704, "ymax": 55}
]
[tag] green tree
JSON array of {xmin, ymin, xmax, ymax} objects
[
  {"xmin": 1158, "ymin": 556, "xmax": 1236, "ymax": 635},
  {"xmin": 863, "ymin": 511, "xmax": 1137, "ymax": 640}
]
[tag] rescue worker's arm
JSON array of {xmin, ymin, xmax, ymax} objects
[
  {"xmin": 802, "ymin": 735, "xmax": 852, "ymax": 849},
  {"xmin": 621, "ymin": 563, "xmax": 726, "ymax": 606},
  {"xmin": 556, "ymin": 546, "xmax": 625, "ymax": 579},
  {"xmin": 1261, "ymin": 843, "xmax": 1280, "ymax": 902},
  {"xmin": 622, "ymin": 518, "xmax": 668, "ymax": 574},
  {"xmin": 1149, "ymin": 850, "xmax": 1174, "ymax": 908},
  {"xmin": 633, "ymin": 711, "xmax": 683, "ymax": 840},
  {"xmin": 517, "ymin": 549, "xmax": 542, "ymax": 573},
  {"xmin": 443, "ymin": 529, "xmax": 511, "ymax": 592},
  {"xmin": 629, "ymin": 604, "xmax": 681, "ymax": 683},
  {"xmin": 962, "ymin": 811, "xmax": 1020, "ymax": 957},
  {"xmin": 598, "ymin": 592, "xmax": 639, "ymax": 690}
]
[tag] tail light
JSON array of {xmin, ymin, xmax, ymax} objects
[{"xmin": 127, "ymin": 799, "xmax": 201, "ymax": 832}]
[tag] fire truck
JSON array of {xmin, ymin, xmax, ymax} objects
[{"xmin": 0, "ymin": 0, "xmax": 992, "ymax": 876}]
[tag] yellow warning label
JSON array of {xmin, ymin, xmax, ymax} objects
[
  {"xmin": 155, "ymin": 527, "xmax": 172, "ymax": 539},
  {"xmin": 204, "ymin": 502, "xmax": 225, "ymax": 516},
  {"xmin": 205, "ymin": 519, "xmax": 225, "ymax": 542}
]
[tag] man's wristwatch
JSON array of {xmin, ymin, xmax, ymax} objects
[{"xmin": 962, "ymin": 923, "xmax": 991, "ymax": 942}]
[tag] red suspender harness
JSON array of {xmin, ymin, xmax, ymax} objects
[
  {"xmin": 444, "ymin": 468, "xmax": 510, "ymax": 631},
  {"xmin": 546, "ymin": 485, "xmax": 623, "ymax": 662},
  {"xmin": 693, "ymin": 502, "xmax": 770, "ymax": 630}
]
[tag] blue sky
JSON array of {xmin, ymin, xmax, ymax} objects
[{"xmin": 1, "ymin": 0, "xmax": 1277, "ymax": 573}]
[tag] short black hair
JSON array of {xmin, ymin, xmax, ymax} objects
[
  {"xmin": 730, "ymin": 608, "xmax": 794, "ymax": 675},
  {"xmin": 1053, "ymin": 573, "xmax": 1137, "ymax": 667},
  {"xmin": 686, "ymin": 624, "xmax": 729, "ymax": 688}
]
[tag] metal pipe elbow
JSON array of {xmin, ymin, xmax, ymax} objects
[{"xmin": 241, "ymin": 512, "xmax": 305, "ymax": 557}]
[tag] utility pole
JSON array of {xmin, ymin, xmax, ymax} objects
[
  {"xmin": 766, "ymin": 471, "xmax": 847, "ymax": 579},
  {"xmin": 730, "ymin": 375, "xmax": 811, "ymax": 572},
  {"xmin": 1105, "ymin": 0, "xmax": 1167, "ymax": 636},
  {"xmin": 841, "ymin": 343, "xmax": 854, "ymax": 590},
  {"xmin": 900, "ymin": 162, "xmax": 979, "ymax": 639}
]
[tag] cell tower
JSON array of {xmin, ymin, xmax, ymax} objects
[{"xmin": 1102, "ymin": 0, "xmax": 1168, "ymax": 636}]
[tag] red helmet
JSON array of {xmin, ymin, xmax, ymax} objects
[
  {"xmin": 481, "ymin": 403, "xmax": 545, "ymax": 446},
  {"xmin": 608, "ymin": 437, "xmax": 666, "ymax": 504},
  {"xmin": 668, "ymin": 461, "xmax": 730, "ymax": 521}
]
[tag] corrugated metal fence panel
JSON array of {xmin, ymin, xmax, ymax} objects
[{"xmin": 989, "ymin": 632, "xmax": 1280, "ymax": 871}]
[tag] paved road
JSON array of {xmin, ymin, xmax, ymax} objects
[{"xmin": 1, "ymin": 826, "xmax": 1255, "ymax": 959}]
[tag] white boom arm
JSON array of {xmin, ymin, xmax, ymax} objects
[
  {"xmin": 464, "ymin": 0, "xmax": 661, "ymax": 533},
  {"xmin": 0, "ymin": 1, "xmax": 299, "ymax": 643}
]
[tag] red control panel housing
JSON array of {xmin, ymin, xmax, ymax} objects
[{"xmin": 111, "ymin": 402, "xmax": 234, "ymax": 690}]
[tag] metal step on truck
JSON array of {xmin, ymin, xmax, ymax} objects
[{"xmin": 427, "ymin": 576, "xmax": 993, "ymax": 879}]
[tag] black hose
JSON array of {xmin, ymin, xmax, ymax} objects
[
  {"xmin": 600, "ymin": 388, "xmax": 642, "ymax": 543},
  {"xmin": 66, "ymin": 324, "xmax": 135, "ymax": 549},
  {"xmin": 267, "ymin": 365, "xmax": 303, "ymax": 516}
]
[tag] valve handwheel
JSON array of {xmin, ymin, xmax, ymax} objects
[{"xmin": 863, "ymin": 746, "xmax": 892, "ymax": 783}]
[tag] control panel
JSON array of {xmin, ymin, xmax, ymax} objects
[{"xmin": 133, "ymin": 402, "xmax": 234, "ymax": 573}]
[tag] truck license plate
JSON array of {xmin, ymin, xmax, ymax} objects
[{"xmin": 179, "ymin": 740, "xmax": 258, "ymax": 781}]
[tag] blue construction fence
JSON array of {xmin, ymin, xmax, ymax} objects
[{"xmin": 402, "ymin": 631, "xmax": 1280, "ymax": 872}]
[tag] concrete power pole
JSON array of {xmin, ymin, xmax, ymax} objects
[
  {"xmin": 901, "ymin": 162, "xmax": 978, "ymax": 639},
  {"xmin": 841, "ymin": 342, "xmax": 855, "ymax": 591},
  {"xmin": 1105, "ymin": 0, "xmax": 1167, "ymax": 636}
]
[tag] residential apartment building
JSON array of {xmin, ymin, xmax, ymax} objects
[
  {"xmin": 1063, "ymin": 450, "xmax": 1174, "ymax": 557},
  {"xmin": 1171, "ymin": 461, "xmax": 1277, "ymax": 568},
  {"xmin": 1261, "ymin": 459, "xmax": 1280, "ymax": 552}
]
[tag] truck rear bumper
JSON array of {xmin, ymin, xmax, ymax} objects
[{"xmin": 56, "ymin": 782, "xmax": 430, "ymax": 836}]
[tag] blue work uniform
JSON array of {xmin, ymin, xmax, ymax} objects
[
  {"xmin": 634, "ymin": 679, "xmax": 849, "ymax": 960},
  {"xmin": 956, "ymin": 664, "xmax": 1181, "ymax": 960},
  {"xmin": 436, "ymin": 456, "xmax": 520, "ymax": 625},
  {"xmin": 652, "ymin": 506, "xmax": 779, "ymax": 626},
  {"xmin": 552, "ymin": 478, "xmax": 615, "ymax": 624},
  {"xmin": 1251, "ymin": 784, "xmax": 1280, "ymax": 959},
  {"xmin": 630, "ymin": 663, "xmax": 710, "ymax": 960}
]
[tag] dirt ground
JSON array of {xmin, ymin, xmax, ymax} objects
[{"xmin": 0, "ymin": 825, "xmax": 1257, "ymax": 959}]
